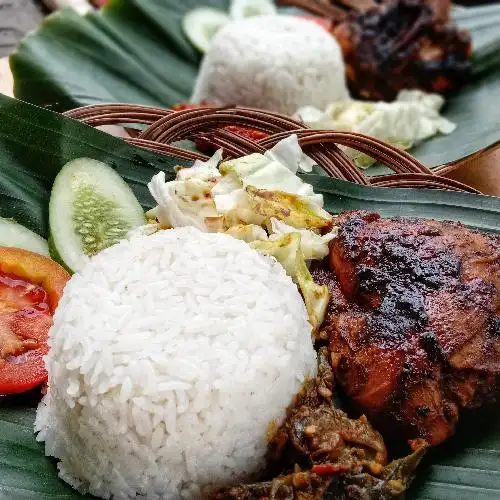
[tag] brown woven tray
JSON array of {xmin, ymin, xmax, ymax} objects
[{"xmin": 64, "ymin": 104, "xmax": 480, "ymax": 194}]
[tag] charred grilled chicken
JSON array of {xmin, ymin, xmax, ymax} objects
[
  {"xmin": 314, "ymin": 211, "xmax": 499, "ymax": 446},
  {"xmin": 279, "ymin": 0, "xmax": 472, "ymax": 100}
]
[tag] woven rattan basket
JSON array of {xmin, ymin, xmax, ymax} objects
[{"xmin": 65, "ymin": 104, "xmax": 480, "ymax": 194}]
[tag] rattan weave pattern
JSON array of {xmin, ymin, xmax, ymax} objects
[{"xmin": 65, "ymin": 104, "xmax": 480, "ymax": 194}]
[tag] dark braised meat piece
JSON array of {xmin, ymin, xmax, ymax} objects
[
  {"xmin": 279, "ymin": 0, "xmax": 472, "ymax": 100},
  {"xmin": 318, "ymin": 211, "xmax": 500, "ymax": 446},
  {"xmin": 208, "ymin": 350, "xmax": 426, "ymax": 499},
  {"xmin": 267, "ymin": 349, "xmax": 388, "ymax": 470},
  {"xmin": 209, "ymin": 449, "xmax": 426, "ymax": 500},
  {"xmin": 334, "ymin": 0, "xmax": 471, "ymax": 100},
  {"xmin": 207, "ymin": 472, "xmax": 335, "ymax": 500}
]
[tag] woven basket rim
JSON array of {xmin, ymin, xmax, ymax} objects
[{"xmin": 64, "ymin": 103, "xmax": 480, "ymax": 194}]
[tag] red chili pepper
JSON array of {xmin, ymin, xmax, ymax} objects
[
  {"xmin": 225, "ymin": 125, "xmax": 269, "ymax": 142},
  {"xmin": 194, "ymin": 126, "xmax": 269, "ymax": 154},
  {"xmin": 172, "ymin": 103, "xmax": 270, "ymax": 153},
  {"xmin": 195, "ymin": 126, "xmax": 269, "ymax": 153},
  {"xmin": 172, "ymin": 102, "xmax": 213, "ymax": 112},
  {"xmin": 311, "ymin": 463, "xmax": 346, "ymax": 476}
]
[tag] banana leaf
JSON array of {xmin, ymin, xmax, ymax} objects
[
  {"xmin": 0, "ymin": 94, "xmax": 500, "ymax": 499},
  {"xmin": 9, "ymin": 0, "xmax": 500, "ymax": 169}
]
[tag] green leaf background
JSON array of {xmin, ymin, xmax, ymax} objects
[
  {"xmin": 0, "ymin": 94, "xmax": 500, "ymax": 499},
  {"xmin": 9, "ymin": 0, "xmax": 500, "ymax": 168}
]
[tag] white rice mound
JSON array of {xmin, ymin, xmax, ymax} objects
[
  {"xmin": 35, "ymin": 227, "xmax": 317, "ymax": 499},
  {"xmin": 191, "ymin": 16, "xmax": 349, "ymax": 115}
]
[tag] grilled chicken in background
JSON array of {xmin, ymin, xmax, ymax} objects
[
  {"xmin": 313, "ymin": 212, "xmax": 499, "ymax": 447},
  {"xmin": 279, "ymin": 0, "xmax": 472, "ymax": 100}
]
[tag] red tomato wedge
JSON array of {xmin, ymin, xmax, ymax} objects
[{"xmin": 0, "ymin": 247, "xmax": 70, "ymax": 395}]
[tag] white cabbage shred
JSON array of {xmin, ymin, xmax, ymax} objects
[
  {"xmin": 264, "ymin": 134, "xmax": 316, "ymax": 173},
  {"xmin": 147, "ymin": 135, "xmax": 332, "ymax": 238},
  {"xmin": 295, "ymin": 90, "xmax": 456, "ymax": 168},
  {"xmin": 251, "ymin": 233, "xmax": 329, "ymax": 337},
  {"xmin": 269, "ymin": 219, "xmax": 337, "ymax": 261}
]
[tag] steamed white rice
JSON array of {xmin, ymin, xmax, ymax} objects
[
  {"xmin": 191, "ymin": 16, "xmax": 349, "ymax": 115},
  {"xmin": 36, "ymin": 227, "xmax": 317, "ymax": 499}
]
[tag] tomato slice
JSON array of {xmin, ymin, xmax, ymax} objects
[
  {"xmin": 0, "ymin": 272, "xmax": 49, "ymax": 315},
  {"xmin": 0, "ymin": 247, "xmax": 69, "ymax": 314},
  {"xmin": 0, "ymin": 247, "xmax": 70, "ymax": 395},
  {"xmin": 0, "ymin": 311, "xmax": 52, "ymax": 394}
]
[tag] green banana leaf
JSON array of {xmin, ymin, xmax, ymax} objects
[
  {"xmin": 9, "ymin": 0, "xmax": 500, "ymax": 169},
  {"xmin": 0, "ymin": 94, "xmax": 500, "ymax": 499}
]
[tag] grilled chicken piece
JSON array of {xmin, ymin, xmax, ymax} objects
[
  {"xmin": 280, "ymin": 0, "xmax": 472, "ymax": 100},
  {"xmin": 333, "ymin": 0, "xmax": 471, "ymax": 99},
  {"xmin": 315, "ymin": 211, "xmax": 500, "ymax": 446}
]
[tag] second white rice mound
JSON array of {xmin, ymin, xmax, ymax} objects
[
  {"xmin": 36, "ymin": 227, "xmax": 317, "ymax": 499},
  {"xmin": 191, "ymin": 16, "xmax": 349, "ymax": 115}
]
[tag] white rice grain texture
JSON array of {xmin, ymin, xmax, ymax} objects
[
  {"xmin": 191, "ymin": 16, "xmax": 349, "ymax": 115},
  {"xmin": 36, "ymin": 227, "xmax": 316, "ymax": 499}
]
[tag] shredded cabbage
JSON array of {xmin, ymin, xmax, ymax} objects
[
  {"xmin": 225, "ymin": 224, "xmax": 268, "ymax": 243},
  {"xmin": 269, "ymin": 218, "xmax": 337, "ymax": 260},
  {"xmin": 245, "ymin": 187, "xmax": 331, "ymax": 231},
  {"xmin": 147, "ymin": 173, "xmax": 224, "ymax": 232},
  {"xmin": 176, "ymin": 149, "xmax": 223, "ymax": 181},
  {"xmin": 264, "ymin": 134, "xmax": 316, "ymax": 173},
  {"xmin": 251, "ymin": 233, "xmax": 329, "ymax": 336},
  {"xmin": 220, "ymin": 153, "xmax": 324, "ymax": 208},
  {"xmin": 147, "ymin": 135, "xmax": 332, "ymax": 244},
  {"xmin": 295, "ymin": 90, "xmax": 456, "ymax": 168},
  {"xmin": 215, "ymin": 137, "xmax": 331, "ymax": 229}
]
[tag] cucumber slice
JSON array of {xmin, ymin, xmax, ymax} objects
[
  {"xmin": 0, "ymin": 218, "xmax": 49, "ymax": 256},
  {"xmin": 229, "ymin": 0, "xmax": 277, "ymax": 19},
  {"xmin": 49, "ymin": 158, "xmax": 146, "ymax": 273},
  {"xmin": 183, "ymin": 7, "xmax": 230, "ymax": 53}
]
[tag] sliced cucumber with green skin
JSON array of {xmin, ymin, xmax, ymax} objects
[
  {"xmin": 229, "ymin": 0, "xmax": 278, "ymax": 19},
  {"xmin": 183, "ymin": 7, "xmax": 230, "ymax": 53},
  {"xmin": 0, "ymin": 218, "xmax": 49, "ymax": 256},
  {"xmin": 49, "ymin": 158, "xmax": 146, "ymax": 273}
]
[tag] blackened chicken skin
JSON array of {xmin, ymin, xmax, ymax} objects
[
  {"xmin": 333, "ymin": 0, "xmax": 471, "ymax": 100},
  {"xmin": 280, "ymin": 0, "xmax": 472, "ymax": 100},
  {"xmin": 317, "ymin": 211, "xmax": 500, "ymax": 446}
]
